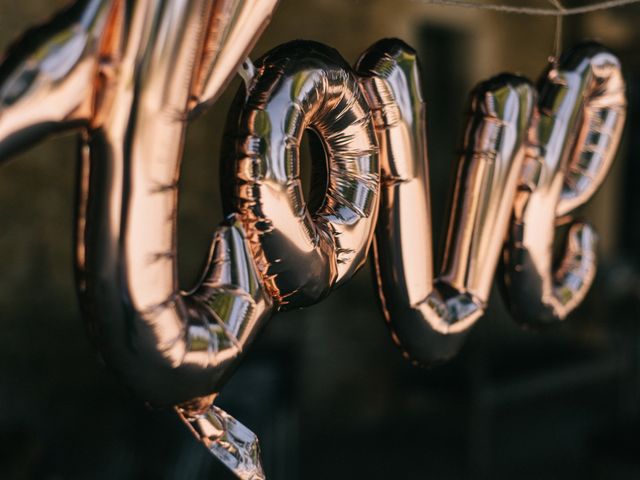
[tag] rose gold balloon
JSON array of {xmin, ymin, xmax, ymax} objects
[
  {"xmin": 501, "ymin": 43, "xmax": 626, "ymax": 325},
  {"xmin": 0, "ymin": 1, "xmax": 279, "ymax": 478},
  {"xmin": 190, "ymin": 0, "xmax": 279, "ymax": 113},
  {"xmin": 222, "ymin": 40, "xmax": 380, "ymax": 308},
  {"xmin": 0, "ymin": 0, "xmax": 114, "ymax": 160},
  {"xmin": 75, "ymin": 0, "xmax": 277, "ymax": 407},
  {"xmin": 357, "ymin": 39, "xmax": 535, "ymax": 364}
]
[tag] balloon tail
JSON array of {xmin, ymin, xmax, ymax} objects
[
  {"xmin": 238, "ymin": 57, "xmax": 256, "ymax": 93},
  {"xmin": 178, "ymin": 405, "xmax": 266, "ymax": 480}
]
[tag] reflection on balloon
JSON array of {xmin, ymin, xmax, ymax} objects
[
  {"xmin": 0, "ymin": 0, "xmax": 114, "ymax": 160},
  {"xmin": 190, "ymin": 0, "xmax": 280, "ymax": 113}
]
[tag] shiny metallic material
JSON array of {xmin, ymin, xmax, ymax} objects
[
  {"xmin": 191, "ymin": 0, "xmax": 279, "ymax": 113},
  {"xmin": 74, "ymin": 0, "xmax": 276, "ymax": 408},
  {"xmin": 0, "ymin": 0, "xmax": 279, "ymax": 154},
  {"xmin": 0, "ymin": 1, "xmax": 279, "ymax": 478},
  {"xmin": 180, "ymin": 404, "xmax": 265, "ymax": 480},
  {"xmin": 0, "ymin": 0, "xmax": 113, "ymax": 160},
  {"xmin": 501, "ymin": 43, "xmax": 626, "ymax": 325},
  {"xmin": 357, "ymin": 39, "xmax": 534, "ymax": 364},
  {"xmin": 222, "ymin": 40, "xmax": 380, "ymax": 308}
]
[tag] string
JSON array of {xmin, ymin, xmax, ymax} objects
[
  {"xmin": 414, "ymin": 0, "xmax": 640, "ymax": 16},
  {"xmin": 547, "ymin": 0, "xmax": 565, "ymax": 62},
  {"xmin": 416, "ymin": 0, "xmax": 639, "ymax": 64}
]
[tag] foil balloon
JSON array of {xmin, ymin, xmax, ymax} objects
[
  {"xmin": 0, "ymin": 0, "xmax": 279, "ymax": 479},
  {"xmin": 357, "ymin": 39, "xmax": 535, "ymax": 364},
  {"xmin": 0, "ymin": 0, "xmax": 113, "ymax": 160},
  {"xmin": 221, "ymin": 40, "xmax": 380, "ymax": 308},
  {"xmin": 0, "ymin": 0, "xmax": 279, "ymax": 154},
  {"xmin": 501, "ymin": 43, "xmax": 626, "ymax": 325},
  {"xmin": 191, "ymin": 0, "xmax": 280, "ymax": 112},
  {"xmin": 74, "ymin": 0, "xmax": 277, "ymax": 407}
]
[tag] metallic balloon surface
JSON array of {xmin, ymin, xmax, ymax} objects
[
  {"xmin": 0, "ymin": 0, "xmax": 279, "ymax": 157},
  {"xmin": 357, "ymin": 39, "xmax": 534, "ymax": 364},
  {"xmin": 0, "ymin": 0, "xmax": 113, "ymax": 160},
  {"xmin": 501, "ymin": 43, "xmax": 626, "ymax": 325},
  {"xmin": 74, "ymin": 0, "xmax": 276, "ymax": 409},
  {"xmin": 0, "ymin": 0, "xmax": 279, "ymax": 478},
  {"xmin": 222, "ymin": 40, "xmax": 380, "ymax": 308},
  {"xmin": 191, "ymin": 0, "xmax": 279, "ymax": 112},
  {"xmin": 180, "ymin": 404, "xmax": 266, "ymax": 480}
]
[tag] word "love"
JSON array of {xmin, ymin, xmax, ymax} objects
[{"xmin": 0, "ymin": 1, "xmax": 625, "ymax": 478}]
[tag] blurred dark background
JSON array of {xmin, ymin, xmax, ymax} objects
[{"xmin": 1, "ymin": 0, "xmax": 640, "ymax": 478}]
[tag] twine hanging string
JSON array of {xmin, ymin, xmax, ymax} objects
[
  {"xmin": 547, "ymin": 0, "xmax": 566, "ymax": 62},
  {"xmin": 415, "ymin": 0, "xmax": 640, "ymax": 15},
  {"xmin": 415, "ymin": 0, "xmax": 640, "ymax": 64}
]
